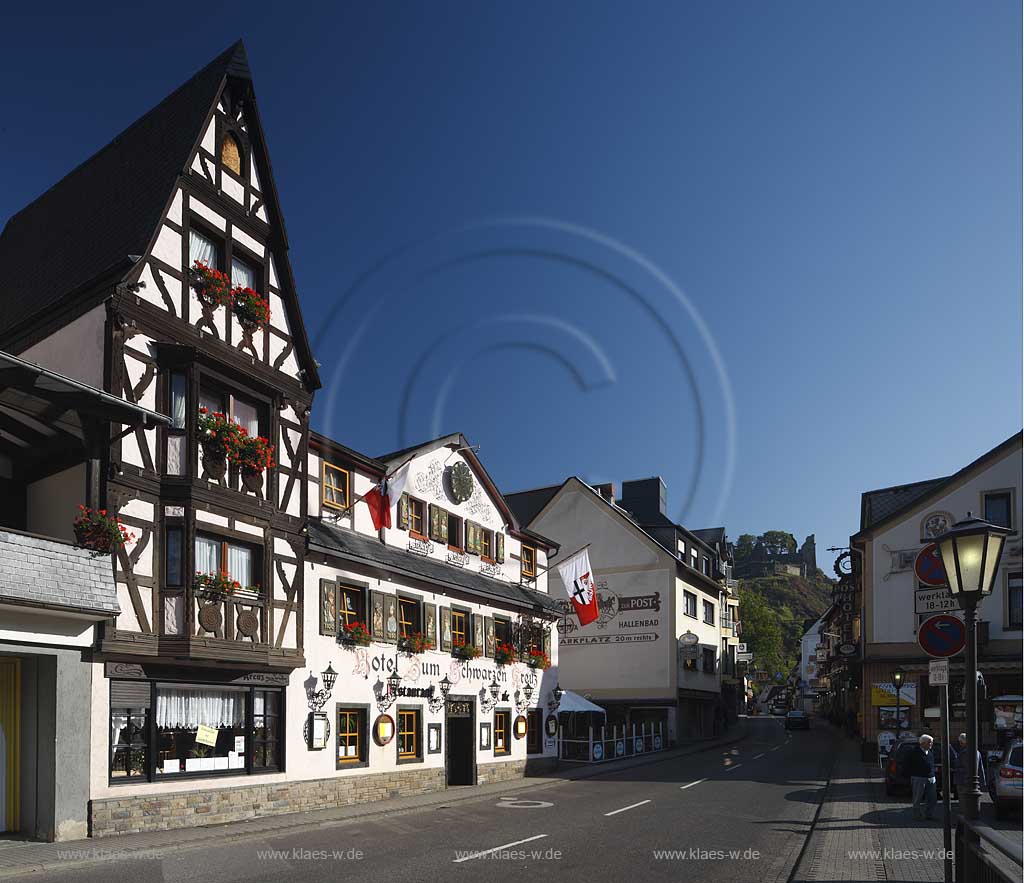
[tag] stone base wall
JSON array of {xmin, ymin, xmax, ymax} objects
[
  {"xmin": 90, "ymin": 767, "xmax": 445, "ymax": 837},
  {"xmin": 477, "ymin": 759, "xmax": 526, "ymax": 785}
]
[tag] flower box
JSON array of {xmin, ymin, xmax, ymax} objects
[
  {"xmin": 338, "ymin": 621, "xmax": 372, "ymax": 647},
  {"xmin": 494, "ymin": 643, "xmax": 517, "ymax": 666},
  {"xmin": 189, "ymin": 261, "xmax": 232, "ymax": 308},
  {"xmin": 452, "ymin": 640, "xmax": 481, "ymax": 661},
  {"xmin": 231, "ymin": 286, "xmax": 271, "ymax": 331},
  {"xmin": 398, "ymin": 632, "xmax": 434, "ymax": 654},
  {"xmin": 526, "ymin": 649, "xmax": 551, "ymax": 671}
]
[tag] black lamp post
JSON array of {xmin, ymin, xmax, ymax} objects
[
  {"xmin": 892, "ymin": 668, "xmax": 904, "ymax": 735},
  {"xmin": 934, "ymin": 513, "xmax": 1011, "ymax": 820}
]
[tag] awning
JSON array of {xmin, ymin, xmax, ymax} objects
[{"xmin": 557, "ymin": 691, "xmax": 607, "ymax": 715}]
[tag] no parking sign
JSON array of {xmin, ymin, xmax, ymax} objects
[{"xmin": 918, "ymin": 614, "xmax": 965, "ymax": 658}]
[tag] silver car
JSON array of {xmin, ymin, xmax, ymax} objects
[{"xmin": 988, "ymin": 740, "xmax": 1022, "ymax": 818}]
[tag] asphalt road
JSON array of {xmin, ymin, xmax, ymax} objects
[{"xmin": 23, "ymin": 717, "xmax": 836, "ymax": 883}]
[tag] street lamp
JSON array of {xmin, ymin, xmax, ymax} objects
[{"xmin": 934, "ymin": 513, "xmax": 1011, "ymax": 820}]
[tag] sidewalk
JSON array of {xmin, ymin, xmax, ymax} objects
[
  {"xmin": 0, "ymin": 724, "xmax": 747, "ymax": 879},
  {"xmin": 792, "ymin": 732, "xmax": 949, "ymax": 883}
]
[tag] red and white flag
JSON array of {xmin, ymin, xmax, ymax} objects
[
  {"xmin": 557, "ymin": 547, "xmax": 600, "ymax": 626},
  {"xmin": 364, "ymin": 463, "xmax": 409, "ymax": 531}
]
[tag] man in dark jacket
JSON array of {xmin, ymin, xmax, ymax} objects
[{"xmin": 905, "ymin": 734, "xmax": 938, "ymax": 820}]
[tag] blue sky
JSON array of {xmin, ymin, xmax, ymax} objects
[{"xmin": 1, "ymin": 2, "xmax": 1020, "ymax": 562}]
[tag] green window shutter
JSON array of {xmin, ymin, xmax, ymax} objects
[
  {"xmin": 319, "ymin": 579, "xmax": 337, "ymax": 636},
  {"xmin": 440, "ymin": 606, "xmax": 452, "ymax": 651},
  {"xmin": 495, "ymin": 533, "xmax": 505, "ymax": 563},
  {"xmin": 473, "ymin": 614, "xmax": 484, "ymax": 651},
  {"xmin": 398, "ymin": 493, "xmax": 410, "ymax": 530},
  {"xmin": 484, "ymin": 616, "xmax": 495, "ymax": 657}
]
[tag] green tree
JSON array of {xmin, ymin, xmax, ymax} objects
[
  {"xmin": 760, "ymin": 530, "xmax": 797, "ymax": 556},
  {"xmin": 738, "ymin": 588, "xmax": 786, "ymax": 676},
  {"xmin": 734, "ymin": 534, "xmax": 756, "ymax": 562}
]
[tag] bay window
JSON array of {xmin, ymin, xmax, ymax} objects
[
  {"xmin": 195, "ymin": 534, "xmax": 261, "ymax": 595},
  {"xmin": 199, "ymin": 387, "xmax": 261, "ymax": 437}
]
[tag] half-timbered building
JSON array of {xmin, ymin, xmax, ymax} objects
[{"xmin": 0, "ymin": 42, "xmax": 318, "ymax": 836}]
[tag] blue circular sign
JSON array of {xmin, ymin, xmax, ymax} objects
[{"xmin": 918, "ymin": 614, "xmax": 965, "ymax": 658}]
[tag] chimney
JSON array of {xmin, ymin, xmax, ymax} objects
[
  {"xmin": 593, "ymin": 482, "xmax": 615, "ymax": 503},
  {"xmin": 617, "ymin": 477, "xmax": 667, "ymax": 521}
]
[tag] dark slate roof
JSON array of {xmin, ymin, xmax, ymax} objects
[
  {"xmin": 0, "ymin": 42, "xmax": 247, "ymax": 344},
  {"xmin": 307, "ymin": 520, "xmax": 561, "ymax": 615},
  {"xmin": 692, "ymin": 527, "xmax": 726, "ymax": 546},
  {"xmin": 860, "ymin": 477, "xmax": 948, "ymax": 531},
  {"xmin": 0, "ymin": 529, "xmax": 118, "ymax": 616},
  {"xmin": 504, "ymin": 484, "xmax": 561, "ymax": 527}
]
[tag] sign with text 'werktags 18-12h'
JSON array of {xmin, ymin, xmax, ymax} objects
[{"xmin": 915, "ymin": 587, "xmax": 958, "ymax": 615}]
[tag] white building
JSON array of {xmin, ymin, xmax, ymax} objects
[
  {"xmin": 798, "ymin": 612, "xmax": 827, "ymax": 712},
  {"xmin": 507, "ymin": 477, "xmax": 734, "ymax": 742},
  {"xmin": 851, "ymin": 432, "xmax": 1022, "ymax": 749}
]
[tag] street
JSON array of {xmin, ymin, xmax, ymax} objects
[{"xmin": 15, "ymin": 717, "xmax": 832, "ymax": 883}]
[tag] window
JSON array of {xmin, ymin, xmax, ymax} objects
[
  {"xmin": 169, "ymin": 373, "xmax": 187, "ymax": 430},
  {"xmin": 408, "ymin": 498, "xmax": 426, "ymax": 538},
  {"xmin": 984, "ymin": 491, "xmax": 1014, "ymax": 530},
  {"xmin": 322, "ymin": 463, "xmax": 350, "ymax": 511},
  {"xmin": 703, "ymin": 600, "xmax": 715, "ymax": 625},
  {"xmin": 231, "ymin": 255, "xmax": 256, "ymax": 291},
  {"xmin": 447, "ymin": 512, "xmax": 463, "ymax": 549},
  {"xmin": 494, "ymin": 710, "xmax": 511, "ymax": 755},
  {"xmin": 494, "ymin": 617, "xmax": 512, "ymax": 647},
  {"xmin": 702, "ymin": 648, "xmax": 716, "ymax": 673},
  {"xmin": 221, "ymin": 132, "xmax": 242, "ymax": 176},
  {"xmin": 397, "ymin": 708, "xmax": 421, "ymax": 762},
  {"xmin": 398, "ymin": 597, "xmax": 421, "ymax": 638},
  {"xmin": 189, "ymin": 227, "xmax": 220, "ymax": 268},
  {"xmin": 199, "ymin": 387, "xmax": 261, "ymax": 437},
  {"xmin": 253, "ymin": 689, "xmax": 281, "ymax": 769},
  {"xmin": 527, "ymin": 709, "xmax": 543, "ymax": 754},
  {"xmin": 336, "ymin": 706, "xmax": 367, "ymax": 767},
  {"xmin": 521, "ymin": 545, "xmax": 536, "ymax": 579},
  {"xmin": 1008, "ymin": 572, "xmax": 1023, "ymax": 630},
  {"xmin": 481, "ymin": 527, "xmax": 494, "ymax": 561},
  {"xmin": 702, "ymin": 556, "xmax": 711, "ymax": 577},
  {"xmin": 165, "ymin": 527, "xmax": 183, "ymax": 587},
  {"xmin": 683, "ymin": 657, "xmax": 697, "ymax": 672},
  {"xmin": 451, "ymin": 609, "xmax": 469, "ymax": 648},
  {"xmin": 109, "ymin": 684, "xmax": 149, "ymax": 780},
  {"xmin": 338, "ymin": 583, "xmax": 366, "ymax": 629},
  {"xmin": 683, "ymin": 591, "xmax": 697, "ymax": 618},
  {"xmin": 195, "ymin": 534, "xmax": 260, "ymax": 594}
]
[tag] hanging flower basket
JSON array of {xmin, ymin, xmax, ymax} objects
[
  {"xmin": 339, "ymin": 621, "xmax": 372, "ymax": 647},
  {"xmin": 231, "ymin": 286, "xmax": 271, "ymax": 331},
  {"xmin": 189, "ymin": 261, "xmax": 233, "ymax": 309},
  {"xmin": 197, "ymin": 408, "xmax": 246, "ymax": 463},
  {"xmin": 494, "ymin": 642, "xmax": 517, "ymax": 666},
  {"xmin": 73, "ymin": 506, "xmax": 135, "ymax": 554},
  {"xmin": 398, "ymin": 632, "xmax": 434, "ymax": 654},
  {"xmin": 526, "ymin": 649, "xmax": 551, "ymax": 671},
  {"xmin": 452, "ymin": 639, "xmax": 481, "ymax": 661},
  {"xmin": 233, "ymin": 434, "xmax": 275, "ymax": 475}
]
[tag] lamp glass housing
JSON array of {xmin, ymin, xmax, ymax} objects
[
  {"xmin": 489, "ymin": 678, "xmax": 500, "ymax": 701},
  {"xmin": 322, "ymin": 663, "xmax": 338, "ymax": 693},
  {"xmin": 438, "ymin": 674, "xmax": 452, "ymax": 700},
  {"xmin": 935, "ymin": 515, "xmax": 1010, "ymax": 598},
  {"xmin": 386, "ymin": 671, "xmax": 402, "ymax": 697}
]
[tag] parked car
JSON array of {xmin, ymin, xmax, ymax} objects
[
  {"xmin": 987, "ymin": 740, "xmax": 1023, "ymax": 818},
  {"xmin": 785, "ymin": 710, "xmax": 810, "ymax": 730},
  {"xmin": 884, "ymin": 739, "xmax": 947, "ymax": 797}
]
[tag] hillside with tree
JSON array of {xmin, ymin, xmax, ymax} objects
[{"xmin": 734, "ymin": 530, "xmax": 834, "ymax": 683}]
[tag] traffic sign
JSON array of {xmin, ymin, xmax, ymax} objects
[
  {"xmin": 929, "ymin": 659, "xmax": 949, "ymax": 686},
  {"xmin": 915, "ymin": 587, "xmax": 958, "ymax": 615},
  {"xmin": 915, "ymin": 544, "xmax": 947, "ymax": 587},
  {"xmin": 918, "ymin": 614, "xmax": 966, "ymax": 658},
  {"xmin": 736, "ymin": 643, "xmax": 747, "ymax": 653}
]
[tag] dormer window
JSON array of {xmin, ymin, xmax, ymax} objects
[{"xmin": 221, "ymin": 132, "xmax": 242, "ymax": 176}]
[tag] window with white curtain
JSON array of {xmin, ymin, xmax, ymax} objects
[
  {"xmin": 195, "ymin": 535, "xmax": 260, "ymax": 593},
  {"xmin": 170, "ymin": 373, "xmax": 187, "ymax": 429},
  {"xmin": 231, "ymin": 256, "xmax": 256, "ymax": 290},
  {"xmin": 232, "ymin": 397, "xmax": 259, "ymax": 436},
  {"xmin": 227, "ymin": 544, "xmax": 253, "ymax": 587},
  {"xmin": 189, "ymin": 228, "xmax": 219, "ymax": 267},
  {"xmin": 195, "ymin": 535, "xmax": 220, "ymax": 575},
  {"xmin": 156, "ymin": 685, "xmax": 246, "ymax": 729}
]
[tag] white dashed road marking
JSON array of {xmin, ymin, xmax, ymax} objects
[
  {"xmin": 452, "ymin": 835, "xmax": 548, "ymax": 863},
  {"xmin": 604, "ymin": 800, "xmax": 652, "ymax": 817},
  {"xmin": 725, "ymin": 763, "xmax": 744, "ymax": 773},
  {"xmin": 680, "ymin": 778, "xmax": 707, "ymax": 791}
]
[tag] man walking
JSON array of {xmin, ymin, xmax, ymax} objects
[
  {"xmin": 905, "ymin": 733, "xmax": 938, "ymax": 820},
  {"xmin": 954, "ymin": 732, "xmax": 987, "ymax": 800}
]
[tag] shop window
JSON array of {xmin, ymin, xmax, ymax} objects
[
  {"xmin": 336, "ymin": 706, "xmax": 367, "ymax": 767},
  {"xmin": 527, "ymin": 709, "xmax": 543, "ymax": 754},
  {"xmin": 494, "ymin": 710, "xmax": 511, "ymax": 755},
  {"xmin": 253, "ymin": 689, "xmax": 281, "ymax": 770},
  {"xmin": 195, "ymin": 533, "xmax": 261, "ymax": 596},
  {"xmin": 322, "ymin": 462, "xmax": 350, "ymax": 511},
  {"xmin": 221, "ymin": 132, "xmax": 242, "ymax": 176},
  {"xmin": 703, "ymin": 600, "xmax": 715, "ymax": 625},
  {"xmin": 397, "ymin": 707, "xmax": 422, "ymax": 762},
  {"xmin": 521, "ymin": 545, "xmax": 536, "ymax": 580},
  {"xmin": 339, "ymin": 583, "xmax": 366, "ymax": 629},
  {"xmin": 408, "ymin": 498, "xmax": 426, "ymax": 539},
  {"xmin": 702, "ymin": 648, "xmax": 716, "ymax": 673},
  {"xmin": 109, "ymin": 681, "xmax": 151, "ymax": 780},
  {"xmin": 154, "ymin": 684, "xmax": 247, "ymax": 776},
  {"xmin": 983, "ymin": 490, "xmax": 1014, "ymax": 530},
  {"xmin": 683, "ymin": 591, "xmax": 697, "ymax": 618},
  {"xmin": 398, "ymin": 597, "xmax": 422, "ymax": 638}
]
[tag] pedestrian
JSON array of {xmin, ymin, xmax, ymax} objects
[
  {"xmin": 905, "ymin": 734, "xmax": 938, "ymax": 820},
  {"xmin": 953, "ymin": 733, "xmax": 987, "ymax": 799}
]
